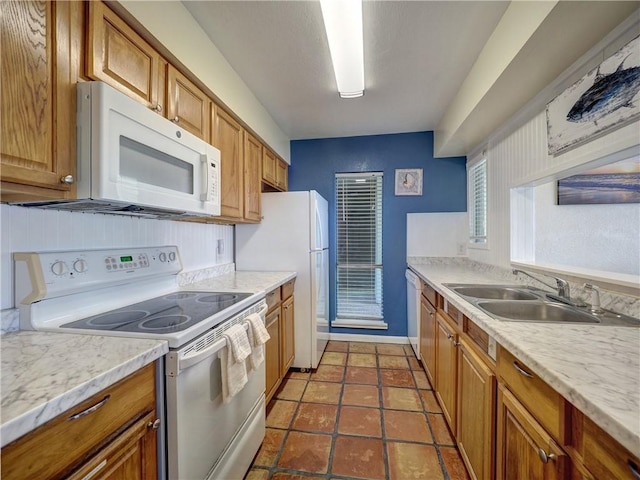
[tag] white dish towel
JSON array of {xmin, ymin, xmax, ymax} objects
[
  {"xmin": 244, "ymin": 313, "xmax": 270, "ymax": 371},
  {"xmin": 221, "ymin": 323, "xmax": 252, "ymax": 404}
]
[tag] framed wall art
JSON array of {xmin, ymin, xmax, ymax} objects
[
  {"xmin": 546, "ymin": 35, "xmax": 640, "ymax": 155},
  {"xmin": 395, "ymin": 168, "xmax": 423, "ymax": 196}
]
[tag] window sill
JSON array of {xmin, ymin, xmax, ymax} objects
[{"xmin": 331, "ymin": 319, "xmax": 388, "ymax": 330}]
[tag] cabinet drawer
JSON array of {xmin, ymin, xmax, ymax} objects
[
  {"xmin": 583, "ymin": 415, "xmax": 640, "ymax": 480},
  {"xmin": 266, "ymin": 288, "xmax": 281, "ymax": 312},
  {"xmin": 421, "ymin": 282, "xmax": 438, "ymax": 307},
  {"xmin": 282, "ymin": 279, "xmax": 295, "ymax": 300},
  {"xmin": 1, "ymin": 364, "xmax": 156, "ymax": 480},
  {"xmin": 497, "ymin": 347, "xmax": 564, "ymax": 441}
]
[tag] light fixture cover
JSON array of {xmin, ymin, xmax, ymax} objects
[{"xmin": 320, "ymin": 0, "xmax": 364, "ymax": 98}]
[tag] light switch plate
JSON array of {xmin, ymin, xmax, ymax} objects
[{"xmin": 217, "ymin": 239, "xmax": 224, "ymax": 255}]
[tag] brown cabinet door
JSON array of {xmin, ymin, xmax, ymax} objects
[
  {"xmin": 276, "ymin": 158, "xmax": 288, "ymax": 191},
  {"xmin": 243, "ymin": 131, "xmax": 262, "ymax": 222},
  {"xmin": 419, "ymin": 296, "xmax": 436, "ymax": 385},
  {"xmin": 167, "ymin": 65, "xmax": 210, "ymax": 141},
  {"xmin": 496, "ymin": 385, "xmax": 567, "ymax": 480},
  {"xmin": 456, "ymin": 338, "xmax": 496, "ymax": 480},
  {"xmin": 212, "ymin": 105, "xmax": 244, "ymax": 219},
  {"xmin": 435, "ymin": 312, "xmax": 458, "ymax": 434},
  {"xmin": 262, "ymin": 148, "xmax": 277, "ymax": 186},
  {"xmin": 265, "ymin": 308, "xmax": 281, "ymax": 404},
  {"xmin": 67, "ymin": 411, "xmax": 158, "ymax": 480},
  {"xmin": 281, "ymin": 296, "xmax": 295, "ymax": 376},
  {"xmin": 86, "ymin": 1, "xmax": 165, "ymax": 112},
  {"xmin": 1, "ymin": 0, "xmax": 81, "ymax": 201}
]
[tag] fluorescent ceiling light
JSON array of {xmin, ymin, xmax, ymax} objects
[{"xmin": 320, "ymin": 0, "xmax": 364, "ymax": 99}]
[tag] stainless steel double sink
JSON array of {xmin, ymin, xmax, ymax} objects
[{"xmin": 443, "ymin": 284, "xmax": 639, "ymax": 327}]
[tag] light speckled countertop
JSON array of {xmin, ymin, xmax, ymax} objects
[
  {"xmin": 182, "ymin": 270, "xmax": 297, "ymax": 295},
  {"xmin": 0, "ymin": 332, "xmax": 168, "ymax": 447},
  {"xmin": 1, "ymin": 270, "xmax": 296, "ymax": 448},
  {"xmin": 408, "ymin": 261, "xmax": 640, "ymax": 458}
]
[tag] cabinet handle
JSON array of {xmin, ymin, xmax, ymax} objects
[
  {"xmin": 152, "ymin": 104, "xmax": 163, "ymax": 113},
  {"xmin": 629, "ymin": 460, "xmax": 640, "ymax": 480},
  {"xmin": 60, "ymin": 174, "xmax": 75, "ymax": 185},
  {"xmin": 147, "ymin": 418, "xmax": 161, "ymax": 430},
  {"xmin": 68, "ymin": 395, "xmax": 110, "ymax": 421},
  {"xmin": 513, "ymin": 361, "xmax": 533, "ymax": 378},
  {"xmin": 171, "ymin": 116, "xmax": 180, "ymax": 123},
  {"xmin": 538, "ymin": 448, "xmax": 557, "ymax": 464}
]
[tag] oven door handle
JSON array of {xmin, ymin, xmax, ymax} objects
[{"xmin": 177, "ymin": 304, "xmax": 267, "ymax": 371}]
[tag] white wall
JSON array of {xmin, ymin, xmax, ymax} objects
[
  {"xmin": 0, "ymin": 205, "xmax": 234, "ymax": 309},
  {"xmin": 467, "ymin": 15, "xmax": 640, "ymax": 280},
  {"xmin": 407, "ymin": 213, "xmax": 468, "ymax": 257},
  {"xmin": 118, "ymin": 1, "xmax": 291, "ymax": 163},
  {"xmin": 534, "ymin": 182, "xmax": 640, "ymax": 276}
]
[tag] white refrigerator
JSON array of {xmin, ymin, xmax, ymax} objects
[{"xmin": 235, "ymin": 191, "xmax": 329, "ymax": 369}]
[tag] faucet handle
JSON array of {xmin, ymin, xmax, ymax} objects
[{"xmin": 583, "ymin": 283, "xmax": 602, "ymax": 313}]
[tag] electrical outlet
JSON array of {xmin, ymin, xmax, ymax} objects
[
  {"xmin": 217, "ymin": 239, "xmax": 224, "ymax": 255},
  {"xmin": 456, "ymin": 243, "xmax": 465, "ymax": 255}
]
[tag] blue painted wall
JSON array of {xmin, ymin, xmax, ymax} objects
[{"xmin": 290, "ymin": 132, "xmax": 466, "ymax": 337}]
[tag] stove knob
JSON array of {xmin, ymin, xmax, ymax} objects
[
  {"xmin": 169, "ymin": 252, "xmax": 176, "ymax": 262},
  {"xmin": 73, "ymin": 259, "xmax": 88, "ymax": 273},
  {"xmin": 51, "ymin": 261, "xmax": 68, "ymax": 276},
  {"xmin": 159, "ymin": 252, "xmax": 167, "ymax": 262}
]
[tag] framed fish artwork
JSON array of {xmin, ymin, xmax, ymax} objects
[{"xmin": 546, "ymin": 35, "xmax": 640, "ymax": 155}]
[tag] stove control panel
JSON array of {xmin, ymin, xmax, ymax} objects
[{"xmin": 14, "ymin": 246, "xmax": 182, "ymax": 304}]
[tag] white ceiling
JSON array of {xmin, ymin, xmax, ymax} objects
[{"xmin": 182, "ymin": 1, "xmax": 509, "ymax": 141}]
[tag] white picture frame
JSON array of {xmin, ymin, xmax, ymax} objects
[{"xmin": 395, "ymin": 168, "xmax": 423, "ymax": 196}]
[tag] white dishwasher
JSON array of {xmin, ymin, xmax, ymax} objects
[{"xmin": 406, "ymin": 269, "xmax": 421, "ymax": 359}]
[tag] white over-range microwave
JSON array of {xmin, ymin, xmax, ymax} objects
[{"xmin": 16, "ymin": 81, "xmax": 221, "ymax": 218}]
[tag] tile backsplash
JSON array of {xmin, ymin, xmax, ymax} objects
[{"xmin": 0, "ymin": 204, "xmax": 234, "ymax": 310}]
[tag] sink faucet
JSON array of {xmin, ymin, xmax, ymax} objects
[{"xmin": 512, "ymin": 269, "xmax": 571, "ymax": 300}]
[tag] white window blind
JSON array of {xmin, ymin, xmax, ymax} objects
[
  {"xmin": 335, "ymin": 172, "xmax": 384, "ymax": 324},
  {"xmin": 468, "ymin": 159, "xmax": 487, "ymax": 244}
]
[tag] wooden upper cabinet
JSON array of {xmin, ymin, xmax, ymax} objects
[
  {"xmin": 262, "ymin": 148, "xmax": 277, "ymax": 186},
  {"xmin": 167, "ymin": 65, "xmax": 210, "ymax": 142},
  {"xmin": 243, "ymin": 131, "xmax": 262, "ymax": 222},
  {"xmin": 276, "ymin": 158, "xmax": 288, "ymax": 191},
  {"xmin": 212, "ymin": 105, "xmax": 243, "ymax": 219},
  {"xmin": 87, "ymin": 1, "xmax": 165, "ymax": 112},
  {"xmin": 1, "ymin": 1, "xmax": 82, "ymax": 201}
]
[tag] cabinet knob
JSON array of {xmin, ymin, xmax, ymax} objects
[
  {"xmin": 152, "ymin": 104, "xmax": 163, "ymax": 113},
  {"xmin": 171, "ymin": 116, "xmax": 180, "ymax": 123},
  {"xmin": 147, "ymin": 418, "xmax": 161, "ymax": 430},
  {"xmin": 60, "ymin": 174, "xmax": 75, "ymax": 185},
  {"xmin": 538, "ymin": 448, "xmax": 556, "ymax": 464}
]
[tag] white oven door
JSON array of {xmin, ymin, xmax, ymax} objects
[{"xmin": 165, "ymin": 335, "xmax": 265, "ymax": 480}]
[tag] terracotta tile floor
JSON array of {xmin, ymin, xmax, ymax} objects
[{"xmin": 246, "ymin": 341, "xmax": 471, "ymax": 480}]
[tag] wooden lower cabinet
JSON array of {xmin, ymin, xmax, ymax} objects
[
  {"xmin": 265, "ymin": 307, "xmax": 282, "ymax": 403},
  {"xmin": 456, "ymin": 338, "xmax": 496, "ymax": 480},
  {"xmin": 0, "ymin": 364, "xmax": 158, "ymax": 480},
  {"xmin": 419, "ymin": 294, "xmax": 436, "ymax": 384},
  {"xmin": 435, "ymin": 312, "xmax": 458, "ymax": 432},
  {"xmin": 264, "ymin": 279, "xmax": 296, "ymax": 404},
  {"xmin": 497, "ymin": 385, "xmax": 567, "ymax": 480},
  {"xmin": 281, "ymin": 295, "xmax": 295, "ymax": 375}
]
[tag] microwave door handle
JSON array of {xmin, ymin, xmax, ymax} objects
[{"xmin": 200, "ymin": 154, "xmax": 212, "ymax": 202}]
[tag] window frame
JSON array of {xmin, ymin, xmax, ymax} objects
[
  {"xmin": 332, "ymin": 171, "xmax": 387, "ymax": 330},
  {"xmin": 468, "ymin": 156, "xmax": 489, "ymax": 249}
]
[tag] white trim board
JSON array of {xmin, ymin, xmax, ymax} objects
[{"xmin": 329, "ymin": 333, "xmax": 409, "ymax": 344}]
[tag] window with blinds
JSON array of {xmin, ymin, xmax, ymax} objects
[
  {"xmin": 335, "ymin": 172, "xmax": 384, "ymax": 325},
  {"xmin": 468, "ymin": 158, "xmax": 487, "ymax": 244}
]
